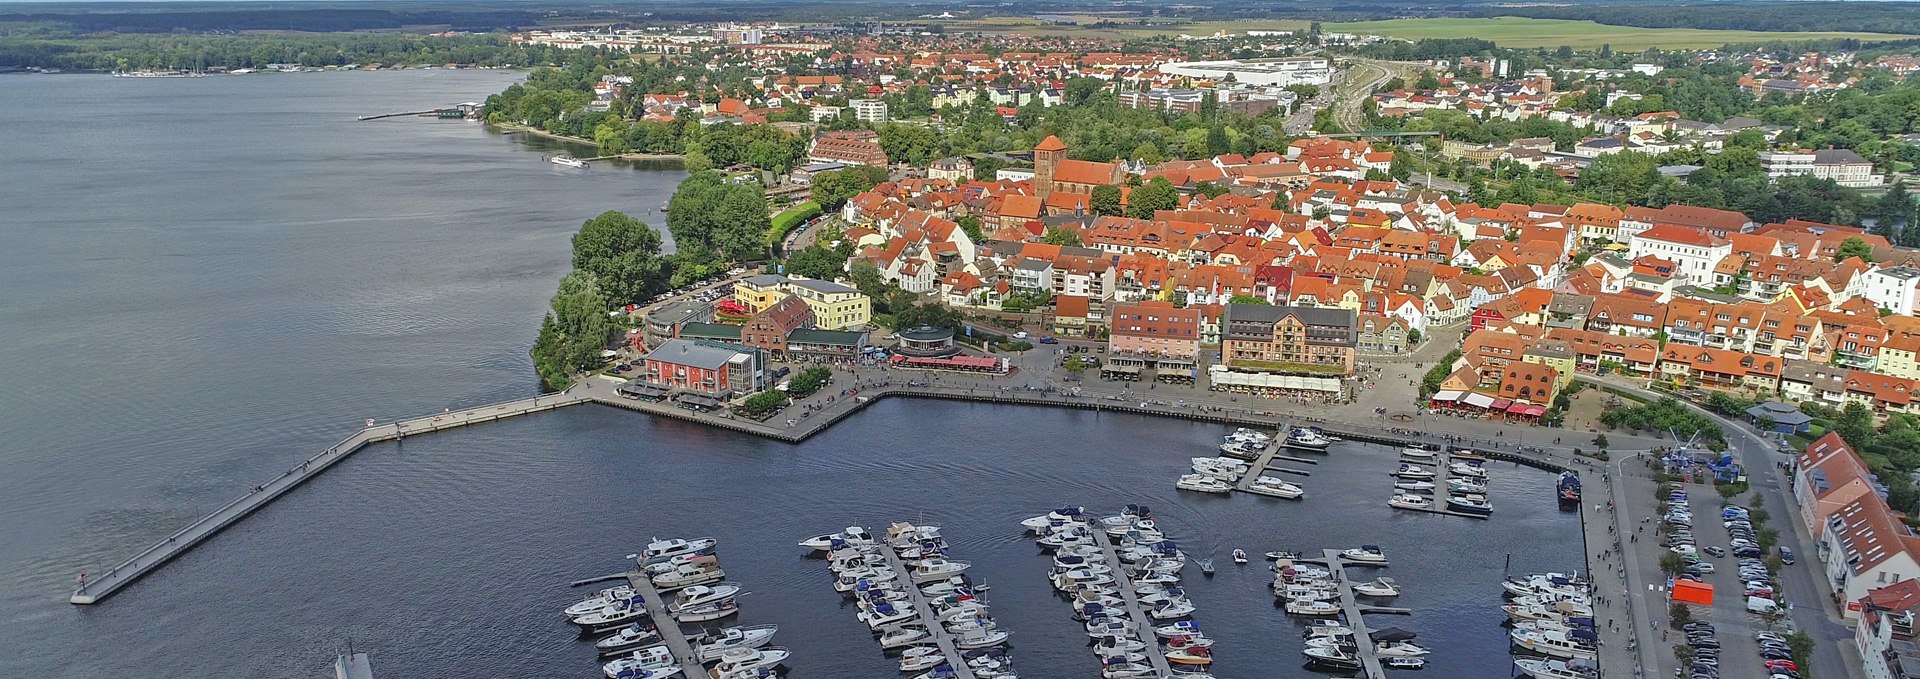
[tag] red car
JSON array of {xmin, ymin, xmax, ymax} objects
[{"xmin": 1766, "ymin": 660, "xmax": 1798, "ymax": 672}]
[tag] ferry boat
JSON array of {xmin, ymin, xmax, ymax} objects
[
  {"xmin": 1558, "ymin": 472, "xmax": 1583, "ymax": 503},
  {"xmin": 547, "ymin": 154, "xmax": 589, "ymax": 168}
]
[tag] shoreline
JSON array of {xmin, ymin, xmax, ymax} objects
[{"xmin": 488, "ymin": 122, "xmax": 686, "ymax": 162}]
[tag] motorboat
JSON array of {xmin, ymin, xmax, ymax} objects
[
  {"xmin": 1389, "ymin": 494, "xmax": 1433, "ymax": 510},
  {"xmin": 1093, "ymin": 636, "xmax": 1147, "ymax": 654},
  {"xmin": 1451, "ymin": 449, "xmax": 1487, "ymax": 461},
  {"xmin": 1232, "ymin": 549, "xmax": 1248, "ymax": 564},
  {"xmin": 692, "ymin": 625, "xmax": 779, "ymax": 663},
  {"xmin": 1197, "ymin": 558, "xmax": 1215, "ymax": 576},
  {"xmin": 1375, "ymin": 641, "xmax": 1430, "ymax": 658},
  {"xmin": 1190, "ymin": 461, "xmax": 1243, "ymax": 481},
  {"xmin": 885, "ymin": 522, "xmax": 943, "ymax": 548},
  {"xmin": 1504, "ymin": 573, "xmax": 1589, "ymax": 599},
  {"xmin": 898, "ymin": 646, "xmax": 944, "ymax": 672},
  {"xmin": 567, "ymin": 585, "xmax": 639, "ymax": 617},
  {"xmin": 1302, "ymin": 645, "xmax": 1362, "ymax": 670},
  {"xmin": 1165, "ymin": 645, "xmax": 1213, "ymax": 666},
  {"xmin": 1393, "ymin": 479, "xmax": 1436, "ymax": 492},
  {"xmin": 1219, "ymin": 441, "xmax": 1264, "ymax": 458},
  {"xmin": 1447, "ymin": 496, "xmax": 1495, "ymax": 516},
  {"xmin": 1265, "ymin": 550, "xmax": 1302, "ymax": 561},
  {"xmin": 1164, "ymin": 632, "xmax": 1214, "ymax": 649},
  {"xmin": 1448, "ymin": 479, "xmax": 1488, "ymax": 494},
  {"xmin": 674, "ymin": 600, "xmax": 739, "ymax": 623},
  {"xmin": 1384, "ymin": 657, "xmax": 1427, "ymax": 669},
  {"xmin": 1106, "ymin": 518, "xmax": 1157, "ymax": 538},
  {"xmin": 1245, "ymin": 476, "xmax": 1305, "ymax": 499},
  {"xmin": 1097, "ymin": 649, "xmax": 1150, "ymax": 665},
  {"xmin": 833, "ymin": 569, "xmax": 898, "ymax": 593},
  {"xmin": 1395, "ymin": 464, "xmax": 1436, "ymax": 479},
  {"xmin": 602, "ymin": 646, "xmax": 676, "ymax": 679},
  {"xmin": 921, "ymin": 576, "xmax": 988, "ymax": 597},
  {"xmin": 911, "ymin": 559, "xmax": 971, "ymax": 583},
  {"xmin": 668, "ymin": 584, "xmax": 742, "ymax": 613},
  {"xmin": 1148, "ymin": 598, "xmax": 1196, "ymax": 620},
  {"xmin": 548, "ymin": 154, "xmax": 590, "ymax": 169},
  {"xmin": 1175, "ymin": 474, "xmax": 1232, "ymax": 494},
  {"xmin": 1226, "ymin": 427, "xmax": 1272, "ymax": 443},
  {"xmin": 595, "ymin": 623, "xmax": 662, "ymax": 657},
  {"xmin": 1284, "ymin": 599, "xmax": 1341, "ymax": 616},
  {"xmin": 1085, "ymin": 616, "xmax": 1132, "ymax": 639},
  {"xmin": 1503, "ymin": 599, "xmax": 1593, "ymax": 624},
  {"xmin": 1155, "ymin": 621, "xmax": 1203, "ymax": 638},
  {"xmin": 798, "ymin": 526, "xmax": 873, "ymax": 552},
  {"xmin": 1559, "ymin": 472, "xmax": 1583, "ymax": 503},
  {"xmin": 1275, "ymin": 563, "xmax": 1332, "ymax": 582},
  {"xmin": 879, "ymin": 625, "xmax": 932, "ymax": 649},
  {"xmin": 1510, "ymin": 628, "xmax": 1597, "ymax": 660},
  {"xmin": 707, "ymin": 646, "xmax": 789, "ymax": 679},
  {"xmin": 1353, "ymin": 577, "xmax": 1401, "ymax": 597},
  {"xmin": 653, "ymin": 561, "xmax": 726, "ymax": 591},
  {"xmin": 1275, "ymin": 582, "xmax": 1337, "ymax": 601},
  {"xmin": 1100, "ymin": 660, "xmax": 1158, "ymax": 679},
  {"xmin": 1284, "ymin": 428, "xmax": 1332, "ymax": 450},
  {"xmin": 951, "ymin": 625, "xmax": 1010, "ymax": 650},
  {"xmin": 1305, "ymin": 636, "xmax": 1356, "ymax": 651},
  {"xmin": 1340, "ymin": 545, "xmax": 1387, "ymax": 563},
  {"xmin": 1301, "ymin": 620, "xmax": 1351, "ymax": 637},
  {"xmin": 1448, "ymin": 462, "xmax": 1489, "ymax": 478},
  {"xmin": 1513, "ymin": 657, "xmax": 1600, "ymax": 679},
  {"xmin": 858, "ymin": 601, "xmax": 919, "ymax": 630},
  {"xmin": 1192, "ymin": 456, "xmax": 1250, "ymax": 472},
  {"xmin": 574, "ymin": 598, "xmax": 650, "ymax": 633},
  {"xmin": 1020, "ymin": 506, "xmax": 1086, "ymax": 532},
  {"xmin": 1401, "ymin": 446, "xmax": 1437, "ymax": 460},
  {"xmin": 641, "ymin": 537, "xmax": 717, "ymax": 565}
]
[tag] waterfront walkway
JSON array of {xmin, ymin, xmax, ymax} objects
[
  {"xmin": 625, "ymin": 567, "xmax": 706, "ymax": 679},
  {"xmin": 1096, "ymin": 536, "xmax": 1173, "ymax": 677},
  {"xmin": 874, "ymin": 542, "xmax": 974, "ymax": 679}
]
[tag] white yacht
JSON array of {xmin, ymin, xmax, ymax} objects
[
  {"xmin": 1353, "ymin": 577, "xmax": 1401, "ymax": 597},
  {"xmin": 674, "ymin": 600, "xmax": 739, "ymax": 623},
  {"xmin": 1401, "ymin": 446, "xmax": 1437, "ymax": 460},
  {"xmin": 1100, "ymin": 661, "xmax": 1159, "ymax": 678},
  {"xmin": 1284, "ymin": 428, "xmax": 1332, "ymax": 450},
  {"xmin": 898, "ymin": 646, "xmax": 944, "ymax": 671},
  {"xmin": 1227, "ymin": 427, "xmax": 1272, "ymax": 443},
  {"xmin": 548, "ymin": 154, "xmax": 589, "ymax": 169},
  {"xmin": 602, "ymin": 646, "xmax": 677, "ymax": 679},
  {"xmin": 1449, "ymin": 479, "xmax": 1489, "ymax": 494},
  {"xmin": 951, "ymin": 625, "xmax": 1010, "ymax": 649},
  {"xmin": 692, "ymin": 625, "xmax": 779, "ymax": 663},
  {"xmin": 858, "ymin": 601, "xmax": 918, "ymax": 630},
  {"xmin": 1448, "ymin": 495, "xmax": 1495, "ymax": 516},
  {"xmin": 1302, "ymin": 645, "xmax": 1362, "ymax": 670},
  {"xmin": 1219, "ymin": 440, "xmax": 1264, "ymax": 457},
  {"xmin": 797, "ymin": 526, "xmax": 872, "ymax": 552},
  {"xmin": 1514, "ymin": 657, "xmax": 1600, "ymax": 679},
  {"xmin": 1510, "ymin": 628, "xmax": 1597, "ymax": 660},
  {"xmin": 1340, "ymin": 545, "xmax": 1387, "ymax": 563},
  {"xmin": 1175, "ymin": 474, "xmax": 1232, "ymax": 494},
  {"xmin": 573, "ymin": 599, "xmax": 649, "ymax": 633},
  {"xmin": 708, "ymin": 646, "xmax": 789, "ymax": 679},
  {"xmin": 1284, "ymin": 599, "xmax": 1341, "ymax": 616},
  {"xmin": 911, "ymin": 558, "xmax": 972, "ymax": 583},
  {"xmin": 640, "ymin": 537, "xmax": 717, "ymax": 565},
  {"xmin": 594, "ymin": 623, "xmax": 662, "ymax": 656},
  {"xmin": 1148, "ymin": 599, "xmax": 1196, "ymax": 620},
  {"xmin": 885, "ymin": 522, "xmax": 943, "ymax": 548},
  {"xmin": 879, "ymin": 625, "xmax": 931, "ymax": 649},
  {"xmin": 1449, "ymin": 462, "xmax": 1489, "ymax": 478},
  {"xmin": 1394, "ymin": 464, "xmax": 1436, "ymax": 479},
  {"xmin": 566, "ymin": 585, "xmax": 638, "ymax": 617},
  {"xmin": 667, "ymin": 584, "xmax": 742, "ymax": 613},
  {"xmin": 1245, "ymin": 476, "xmax": 1306, "ymax": 499},
  {"xmin": 1393, "ymin": 479, "xmax": 1436, "ymax": 492},
  {"xmin": 1375, "ymin": 640, "xmax": 1430, "ymax": 657},
  {"xmin": 1020, "ymin": 506, "xmax": 1086, "ymax": 532},
  {"xmin": 1302, "ymin": 621, "xmax": 1351, "ymax": 637},
  {"xmin": 1389, "ymin": 494, "xmax": 1433, "ymax": 510},
  {"xmin": 1155, "ymin": 621, "xmax": 1203, "ymax": 638},
  {"xmin": 652, "ymin": 561, "xmax": 725, "ymax": 591}
]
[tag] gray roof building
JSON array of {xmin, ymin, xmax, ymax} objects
[
  {"xmin": 646, "ymin": 338, "xmax": 742, "ymax": 370},
  {"xmin": 1223, "ymin": 303, "xmax": 1357, "ymax": 347}
]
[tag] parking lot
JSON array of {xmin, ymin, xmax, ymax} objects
[{"xmin": 1652, "ymin": 485, "xmax": 1802, "ymax": 679}]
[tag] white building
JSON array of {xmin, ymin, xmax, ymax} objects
[
  {"xmin": 848, "ymin": 99, "xmax": 889, "ymax": 123},
  {"xmin": 1864, "ymin": 266, "xmax": 1920, "ymax": 316},
  {"xmin": 1157, "ymin": 57, "xmax": 1332, "ymax": 87},
  {"xmin": 1760, "ymin": 150, "xmax": 1816, "ymax": 180},
  {"xmin": 1814, "ymin": 148, "xmax": 1883, "ymax": 188},
  {"xmin": 1823, "ymin": 495, "xmax": 1920, "ymax": 622},
  {"xmin": 1626, "ymin": 225, "xmax": 1731, "ymax": 288}
]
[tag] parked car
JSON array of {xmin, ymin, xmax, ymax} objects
[
  {"xmin": 1780, "ymin": 547, "xmax": 1795, "ymax": 564},
  {"xmin": 1703, "ymin": 546, "xmax": 1727, "ymax": 557},
  {"xmin": 1038, "ymin": 337, "xmax": 1059, "ymax": 344}
]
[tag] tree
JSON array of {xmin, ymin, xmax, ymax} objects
[
  {"xmin": 810, "ymin": 166, "xmax": 889, "ymax": 210},
  {"xmin": 569, "ymin": 210, "xmax": 670, "ymax": 305},
  {"xmin": 1194, "ymin": 181, "xmax": 1230, "ymax": 198},
  {"xmin": 1126, "ymin": 177, "xmax": 1179, "ymax": 219},
  {"xmin": 1592, "ymin": 433, "xmax": 1611, "ymax": 453},
  {"xmin": 1836, "ymin": 236, "xmax": 1875, "ymax": 263},
  {"xmin": 739, "ymin": 391, "xmax": 788, "ymax": 416},
  {"xmin": 787, "ymin": 366, "xmax": 832, "ymax": 397},
  {"xmin": 1406, "ymin": 328, "xmax": 1422, "ymax": 344},
  {"xmin": 849, "ymin": 260, "xmax": 886, "ymax": 298},
  {"xmin": 1227, "ymin": 294, "xmax": 1269, "ymax": 305},
  {"xmin": 1043, "ymin": 226, "xmax": 1083, "ymax": 247},
  {"xmin": 1836, "ymin": 401, "xmax": 1879, "ymax": 449},
  {"xmin": 785, "ymin": 245, "xmax": 846, "ymax": 281},
  {"xmin": 955, "ymin": 215, "xmax": 984, "ymax": 243},
  {"xmin": 1089, "ymin": 184, "xmax": 1124, "ymax": 216},
  {"xmin": 667, "ymin": 172, "xmax": 772, "ymax": 260},
  {"xmin": 1065, "ymin": 355, "xmax": 1088, "ymax": 378}
]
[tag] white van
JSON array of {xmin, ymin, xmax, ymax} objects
[{"xmin": 1746, "ymin": 596, "xmax": 1779, "ymax": 614}]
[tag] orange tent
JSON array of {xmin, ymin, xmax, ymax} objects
[{"xmin": 1671, "ymin": 580, "xmax": 1714, "ymax": 606}]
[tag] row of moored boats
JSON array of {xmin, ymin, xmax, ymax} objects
[
  {"xmin": 1388, "ymin": 447, "xmax": 1493, "ymax": 516},
  {"xmin": 1024, "ymin": 504, "xmax": 1220, "ymax": 679},
  {"xmin": 564, "ymin": 537, "xmax": 788, "ymax": 679},
  {"xmin": 1271, "ymin": 547, "xmax": 1428, "ymax": 672},
  {"xmin": 1503, "ymin": 571, "xmax": 1599, "ymax": 679},
  {"xmin": 803, "ymin": 523, "xmax": 1016, "ymax": 679},
  {"xmin": 1182, "ymin": 429, "xmax": 1307, "ymax": 497}
]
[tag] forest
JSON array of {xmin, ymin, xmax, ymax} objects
[{"xmin": 0, "ymin": 29, "xmax": 561, "ymax": 70}]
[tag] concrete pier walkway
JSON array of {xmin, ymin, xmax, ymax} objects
[
  {"xmin": 1233, "ymin": 437, "xmax": 1286, "ymax": 492},
  {"xmin": 1322, "ymin": 548, "xmax": 1389, "ymax": 679},
  {"xmin": 625, "ymin": 568, "xmax": 707, "ymax": 679},
  {"xmin": 69, "ymin": 389, "xmax": 591, "ymax": 605},
  {"xmin": 874, "ymin": 541, "xmax": 975, "ymax": 679},
  {"xmin": 1097, "ymin": 537, "xmax": 1173, "ymax": 677}
]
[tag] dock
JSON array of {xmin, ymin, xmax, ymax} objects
[
  {"xmin": 1235, "ymin": 437, "xmax": 1317, "ymax": 490},
  {"xmin": 874, "ymin": 543, "xmax": 975, "ymax": 679},
  {"xmin": 624, "ymin": 567, "xmax": 708, "ymax": 679},
  {"xmin": 1096, "ymin": 537, "xmax": 1174, "ymax": 677},
  {"xmin": 333, "ymin": 652, "xmax": 374, "ymax": 679},
  {"xmin": 68, "ymin": 389, "xmax": 591, "ymax": 605},
  {"xmin": 1322, "ymin": 548, "xmax": 1389, "ymax": 679}
]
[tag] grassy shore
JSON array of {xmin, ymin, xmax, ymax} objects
[
  {"xmin": 489, "ymin": 122, "xmax": 685, "ymax": 161},
  {"xmin": 939, "ymin": 16, "xmax": 1909, "ymax": 50}
]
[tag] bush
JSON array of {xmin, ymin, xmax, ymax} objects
[
  {"xmin": 738, "ymin": 391, "xmax": 788, "ymax": 417},
  {"xmin": 766, "ymin": 200, "xmax": 823, "ymax": 251},
  {"xmin": 1669, "ymin": 602, "xmax": 1692, "ymax": 627},
  {"xmin": 788, "ymin": 367, "xmax": 832, "ymax": 397}
]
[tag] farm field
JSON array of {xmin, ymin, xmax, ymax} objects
[{"xmin": 939, "ymin": 16, "xmax": 1909, "ymax": 50}]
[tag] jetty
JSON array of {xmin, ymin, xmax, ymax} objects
[
  {"xmin": 874, "ymin": 543, "xmax": 975, "ymax": 679},
  {"xmin": 68, "ymin": 389, "xmax": 590, "ymax": 605},
  {"xmin": 624, "ymin": 567, "xmax": 707, "ymax": 679},
  {"xmin": 1394, "ymin": 451, "xmax": 1490, "ymax": 520},
  {"xmin": 1232, "ymin": 437, "xmax": 1285, "ymax": 491},
  {"xmin": 333, "ymin": 652, "xmax": 375, "ymax": 679},
  {"xmin": 1096, "ymin": 537, "xmax": 1173, "ymax": 677},
  {"xmin": 1316, "ymin": 548, "xmax": 1414, "ymax": 679}
]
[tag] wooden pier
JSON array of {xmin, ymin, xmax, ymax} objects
[
  {"xmin": 874, "ymin": 543, "xmax": 975, "ymax": 679},
  {"xmin": 624, "ymin": 567, "xmax": 708, "ymax": 679},
  {"xmin": 68, "ymin": 389, "xmax": 591, "ymax": 605},
  {"xmin": 1323, "ymin": 548, "xmax": 1389, "ymax": 679},
  {"xmin": 1233, "ymin": 438, "xmax": 1284, "ymax": 491},
  {"xmin": 1096, "ymin": 537, "xmax": 1174, "ymax": 677},
  {"xmin": 1396, "ymin": 452, "xmax": 1492, "ymax": 519}
]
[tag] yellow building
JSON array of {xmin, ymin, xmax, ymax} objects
[
  {"xmin": 1880, "ymin": 335, "xmax": 1920, "ymax": 381},
  {"xmin": 735, "ymin": 274, "xmax": 791, "ymax": 312},
  {"xmin": 784, "ymin": 277, "xmax": 871, "ymax": 330},
  {"xmin": 1523, "ymin": 339, "xmax": 1577, "ymax": 392}
]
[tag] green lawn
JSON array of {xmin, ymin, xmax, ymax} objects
[{"xmin": 941, "ymin": 16, "xmax": 1908, "ymax": 50}]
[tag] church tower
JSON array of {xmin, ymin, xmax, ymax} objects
[{"xmin": 1034, "ymin": 135, "xmax": 1068, "ymax": 202}]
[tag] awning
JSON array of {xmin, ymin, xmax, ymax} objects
[
  {"xmin": 1506, "ymin": 402, "xmax": 1533, "ymax": 414},
  {"xmin": 1104, "ymin": 365, "xmax": 1143, "ymax": 374},
  {"xmin": 1430, "ymin": 390, "xmax": 1464, "ymax": 403},
  {"xmin": 618, "ymin": 381, "xmax": 670, "ymax": 398},
  {"xmin": 675, "ymin": 393, "xmax": 724, "ymax": 409},
  {"xmin": 1523, "ymin": 404, "xmax": 1549, "ymax": 416},
  {"xmin": 1489, "ymin": 398, "xmax": 1514, "ymax": 411},
  {"xmin": 1460, "ymin": 393, "xmax": 1496, "ymax": 409}
]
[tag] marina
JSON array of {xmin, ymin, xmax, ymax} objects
[
  {"xmin": 870, "ymin": 533, "xmax": 977, "ymax": 679},
  {"xmin": 621, "ymin": 566, "xmax": 709, "ymax": 679},
  {"xmin": 1094, "ymin": 529, "xmax": 1176, "ymax": 677},
  {"xmin": 1306, "ymin": 548, "xmax": 1416, "ymax": 679},
  {"xmin": 1390, "ymin": 449, "xmax": 1496, "ymax": 520}
]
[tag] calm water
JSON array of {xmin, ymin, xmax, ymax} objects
[{"xmin": 0, "ymin": 71, "xmax": 1585, "ymax": 678}]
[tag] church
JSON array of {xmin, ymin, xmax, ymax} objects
[{"xmin": 1033, "ymin": 135, "xmax": 1125, "ymax": 214}]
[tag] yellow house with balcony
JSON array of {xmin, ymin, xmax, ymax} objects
[
  {"xmin": 784, "ymin": 277, "xmax": 871, "ymax": 330},
  {"xmin": 735, "ymin": 274, "xmax": 792, "ymax": 312}
]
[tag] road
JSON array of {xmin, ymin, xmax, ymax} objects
[{"xmin": 1330, "ymin": 58, "xmax": 1413, "ymax": 134}]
